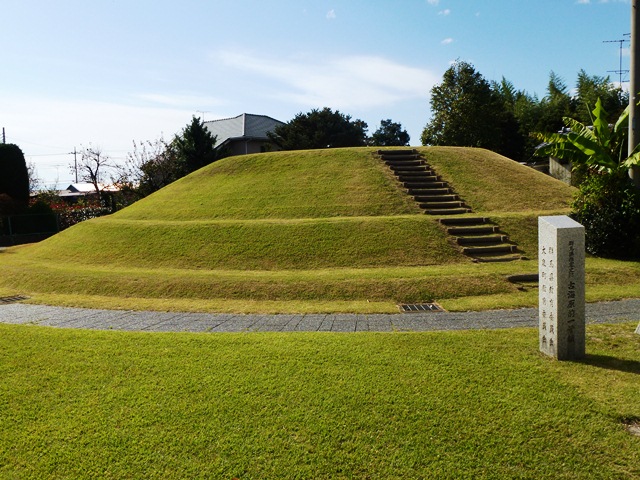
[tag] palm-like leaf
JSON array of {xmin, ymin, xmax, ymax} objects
[
  {"xmin": 533, "ymin": 98, "xmax": 629, "ymax": 175},
  {"xmin": 591, "ymin": 98, "xmax": 611, "ymax": 146}
]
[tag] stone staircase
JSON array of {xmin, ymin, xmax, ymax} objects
[{"xmin": 377, "ymin": 149, "xmax": 522, "ymax": 262}]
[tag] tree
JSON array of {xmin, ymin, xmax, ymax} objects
[
  {"xmin": 533, "ymin": 99, "xmax": 640, "ymax": 257},
  {"xmin": 115, "ymin": 137, "xmax": 182, "ymax": 199},
  {"xmin": 73, "ymin": 145, "xmax": 113, "ymax": 205},
  {"xmin": 535, "ymin": 71, "xmax": 575, "ymax": 134},
  {"xmin": 370, "ymin": 119, "xmax": 410, "ymax": 147},
  {"xmin": 574, "ymin": 70, "xmax": 627, "ymax": 125},
  {"xmin": 268, "ymin": 107, "xmax": 368, "ymax": 150},
  {"xmin": 421, "ymin": 61, "xmax": 522, "ymax": 158},
  {"xmin": 173, "ymin": 116, "xmax": 217, "ymax": 175},
  {"xmin": 492, "ymin": 77, "xmax": 545, "ymax": 160},
  {"xmin": 27, "ymin": 160, "xmax": 41, "ymax": 194},
  {"xmin": 0, "ymin": 143, "xmax": 30, "ymax": 213}
]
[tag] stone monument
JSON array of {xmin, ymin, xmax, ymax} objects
[{"xmin": 538, "ymin": 216, "xmax": 585, "ymax": 360}]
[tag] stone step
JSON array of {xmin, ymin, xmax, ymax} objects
[
  {"xmin": 392, "ymin": 165, "xmax": 431, "ymax": 171},
  {"xmin": 404, "ymin": 181, "xmax": 448, "ymax": 189},
  {"xmin": 377, "ymin": 150, "xmax": 520, "ymax": 261},
  {"xmin": 395, "ymin": 170, "xmax": 437, "ymax": 178},
  {"xmin": 506, "ymin": 273, "xmax": 539, "ymax": 283},
  {"xmin": 462, "ymin": 244, "xmax": 517, "ymax": 255},
  {"xmin": 381, "ymin": 154, "xmax": 422, "ymax": 162},
  {"xmin": 419, "ymin": 201, "xmax": 466, "ymax": 209},
  {"xmin": 471, "ymin": 253, "xmax": 524, "ymax": 263},
  {"xmin": 399, "ymin": 173, "xmax": 438, "ymax": 180},
  {"xmin": 447, "ymin": 225, "xmax": 499, "ymax": 235},
  {"xmin": 409, "ymin": 187, "xmax": 452, "ymax": 196},
  {"xmin": 424, "ymin": 207, "xmax": 472, "ymax": 215},
  {"xmin": 456, "ymin": 235, "xmax": 508, "ymax": 246},
  {"xmin": 389, "ymin": 164, "xmax": 427, "ymax": 172},
  {"xmin": 413, "ymin": 194, "xmax": 459, "ymax": 202},
  {"xmin": 385, "ymin": 159, "xmax": 425, "ymax": 167},
  {"xmin": 398, "ymin": 174, "xmax": 440, "ymax": 182},
  {"xmin": 439, "ymin": 217, "xmax": 490, "ymax": 226},
  {"xmin": 377, "ymin": 149, "xmax": 417, "ymax": 156}
]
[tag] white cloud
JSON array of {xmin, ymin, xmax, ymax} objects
[
  {"xmin": 214, "ymin": 50, "xmax": 438, "ymax": 111},
  {"xmin": 135, "ymin": 93, "xmax": 226, "ymax": 109},
  {"xmin": 438, "ymin": 9, "xmax": 451, "ymax": 15},
  {"xmin": 326, "ymin": 9, "xmax": 336, "ymax": 20},
  {"xmin": 426, "ymin": 0, "xmax": 440, "ymax": 5},
  {"xmin": 441, "ymin": 38, "xmax": 454, "ymax": 45}
]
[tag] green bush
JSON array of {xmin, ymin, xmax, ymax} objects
[
  {"xmin": 572, "ymin": 172, "xmax": 640, "ymax": 258},
  {"xmin": 0, "ymin": 144, "xmax": 29, "ymax": 210}
]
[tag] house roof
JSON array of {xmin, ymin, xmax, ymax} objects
[
  {"xmin": 203, "ymin": 113, "xmax": 284, "ymax": 147},
  {"xmin": 62, "ymin": 183, "xmax": 119, "ymax": 194}
]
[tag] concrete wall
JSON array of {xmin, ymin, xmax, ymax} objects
[
  {"xmin": 549, "ymin": 157, "xmax": 573, "ymax": 185},
  {"xmin": 227, "ymin": 139, "xmax": 279, "ymax": 156}
]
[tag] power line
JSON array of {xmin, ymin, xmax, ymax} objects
[{"xmin": 24, "ymin": 152, "xmax": 71, "ymax": 157}]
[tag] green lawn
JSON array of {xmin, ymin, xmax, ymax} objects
[{"xmin": 1, "ymin": 322, "xmax": 638, "ymax": 478}]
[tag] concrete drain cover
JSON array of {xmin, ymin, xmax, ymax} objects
[
  {"xmin": 399, "ymin": 303, "xmax": 443, "ymax": 313},
  {"xmin": 0, "ymin": 295, "xmax": 29, "ymax": 304}
]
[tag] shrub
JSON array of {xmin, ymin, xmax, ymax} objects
[
  {"xmin": 0, "ymin": 144, "xmax": 29, "ymax": 210},
  {"xmin": 571, "ymin": 172, "xmax": 640, "ymax": 258}
]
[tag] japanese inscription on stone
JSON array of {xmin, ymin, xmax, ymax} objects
[{"xmin": 538, "ymin": 216, "xmax": 585, "ymax": 360}]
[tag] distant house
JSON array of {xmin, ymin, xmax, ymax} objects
[
  {"xmin": 203, "ymin": 113, "xmax": 284, "ymax": 156},
  {"xmin": 58, "ymin": 183, "xmax": 119, "ymax": 202}
]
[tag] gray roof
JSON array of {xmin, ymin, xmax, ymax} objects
[{"xmin": 203, "ymin": 113, "xmax": 284, "ymax": 147}]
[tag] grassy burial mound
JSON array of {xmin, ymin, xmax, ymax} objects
[{"xmin": 3, "ymin": 146, "xmax": 629, "ymax": 313}]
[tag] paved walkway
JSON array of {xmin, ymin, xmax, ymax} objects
[{"xmin": 0, "ymin": 300, "xmax": 639, "ymax": 333}]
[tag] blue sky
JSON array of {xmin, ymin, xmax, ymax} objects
[{"xmin": 1, "ymin": 0, "xmax": 631, "ymax": 188}]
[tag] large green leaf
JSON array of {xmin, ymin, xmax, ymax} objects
[
  {"xmin": 614, "ymin": 105, "xmax": 629, "ymax": 134},
  {"xmin": 622, "ymin": 143, "xmax": 640, "ymax": 168},
  {"xmin": 565, "ymin": 132, "xmax": 607, "ymax": 158},
  {"xmin": 563, "ymin": 117, "xmax": 595, "ymax": 142},
  {"xmin": 591, "ymin": 98, "xmax": 611, "ymax": 146},
  {"xmin": 535, "ymin": 139, "xmax": 584, "ymax": 164}
]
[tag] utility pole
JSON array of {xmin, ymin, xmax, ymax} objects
[
  {"xmin": 68, "ymin": 147, "xmax": 78, "ymax": 183},
  {"xmin": 630, "ymin": 0, "xmax": 640, "ymax": 186},
  {"xmin": 2, "ymin": 127, "xmax": 5, "ymax": 144}
]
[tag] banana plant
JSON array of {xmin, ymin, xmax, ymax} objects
[{"xmin": 533, "ymin": 98, "xmax": 640, "ymax": 174}]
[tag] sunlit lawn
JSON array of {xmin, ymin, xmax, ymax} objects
[{"xmin": 1, "ymin": 322, "xmax": 639, "ymax": 478}]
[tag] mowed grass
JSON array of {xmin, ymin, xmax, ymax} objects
[
  {"xmin": 14, "ymin": 215, "xmax": 460, "ymax": 270},
  {"xmin": 422, "ymin": 146, "xmax": 575, "ymax": 213},
  {"xmin": 1, "ymin": 146, "xmax": 637, "ymax": 312},
  {"xmin": 1, "ymin": 322, "xmax": 639, "ymax": 478},
  {"xmin": 116, "ymin": 148, "xmax": 420, "ymax": 221}
]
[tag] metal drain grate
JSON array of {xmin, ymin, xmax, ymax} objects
[
  {"xmin": 399, "ymin": 303, "xmax": 443, "ymax": 313},
  {"xmin": 0, "ymin": 295, "xmax": 29, "ymax": 304}
]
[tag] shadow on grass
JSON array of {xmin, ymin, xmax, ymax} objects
[{"xmin": 578, "ymin": 354, "xmax": 640, "ymax": 375}]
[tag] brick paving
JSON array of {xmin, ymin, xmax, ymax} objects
[{"xmin": 0, "ymin": 299, "xmax": 639, "ymax": 333}]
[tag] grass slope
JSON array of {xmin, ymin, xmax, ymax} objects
[
  {"xmin": 422, "ymin": 146, "xmax": 575, "ymax": 213},
  {"xmin": 1, "ymin": 323, "xmax": 639, "ymax": 478},
  {"xmin": 1, "ymin": 146, "xmax": 636, "ymax": 312},
  {"xmin": 116, "ymin": 148, "xmax": 420, "ymax": 220}
]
